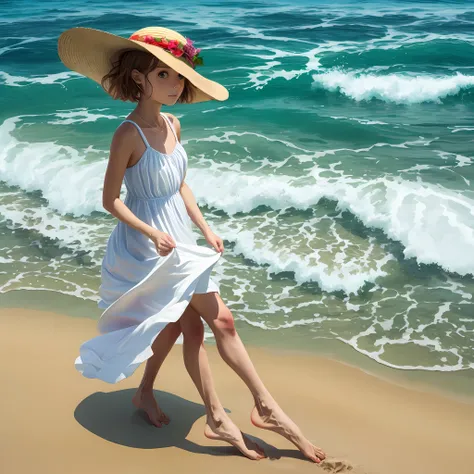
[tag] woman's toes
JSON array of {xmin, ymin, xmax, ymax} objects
[
  {"xmin": 238, "ymin": 440, "xmax": 261, "ymax": 460},
  {"xmin": 315, "ymin": 446, "xmax": 326, "ymax": 460},
  {"xmin": 245, "ymin": 451, "xmax": 262, "ymax": 461},
  {"xmin": 255, "ymin": 443, "xmax": 266, "ymax": 457},
  {"xmin": 303, "ymin": 444, "xmax": 325, "ymax": 463},
  {"xmin": 151, "ymin": 418, "xmax": 162, "ymax": 428},
  {"xmin": 241, "ymin": 438, "xmax": 263, "ymax": 459},
  {"xmin": 251, "ymin": 445, "xmax": 265, "ymax": 459}
]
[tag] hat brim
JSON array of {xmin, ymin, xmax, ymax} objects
[{"xmin": 57, "ymin": 27, "xmax": 229, "ymax": 103}]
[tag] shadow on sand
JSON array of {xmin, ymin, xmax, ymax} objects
[{"xmin": 74, "ymin": 388, "xmax": 358, "ymax": 471}]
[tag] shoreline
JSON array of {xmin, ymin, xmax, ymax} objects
[
  {"xmin": 257, "ymin": 342, "xmax": 474, "ymax": 407},
  {"xmin": 2, "ymin": 287, "xmax": 474, "ymax": 405},
  {"xmin": 2, "ymin": 307, "xmax": 474, "ymax": 474}
]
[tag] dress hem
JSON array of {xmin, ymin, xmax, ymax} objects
[{"xmin": 75, "ymin": 243, "xmax": 221, "ymax": 384}]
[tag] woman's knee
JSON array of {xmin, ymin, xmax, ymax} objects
[
  {"xmin": 214, "ymin": 308, "xmax": 236, "ymax": 337},
  {"xmin": 190, "ymin": 293, "xmax": 237, "ymax": 338}
]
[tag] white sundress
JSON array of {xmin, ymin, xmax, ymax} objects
[{"xmin": 75, "ymin": 113, "xmax": 222, "ymax": 384}]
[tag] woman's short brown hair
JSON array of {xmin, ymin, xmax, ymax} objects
[{"xmin": 101, "ymin": 49, "xmax": 195, "ymax": 103}]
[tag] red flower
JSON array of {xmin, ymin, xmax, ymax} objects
[
  {"xmin": 143, "ymin": 35, "xmax": 155, "ymax": 44},
  {"xmin": 171, "ymin": 48, "xmax": 184, "ymax": 57}
]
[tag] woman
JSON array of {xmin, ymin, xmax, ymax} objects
[{"xmin": 58, "ymin": 25, "xmax": 326, "ymax": 463}]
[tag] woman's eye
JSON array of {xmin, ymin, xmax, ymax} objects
[{"xmin": 158, "ymin": 71, "xmax": 184, "ymax": 80}]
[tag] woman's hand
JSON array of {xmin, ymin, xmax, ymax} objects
[
  {"xmin": 204, "ymin": 230, "xmax": 224, "ymax": 254},
  {"xmin": 149, "ymin": 230, "xmax": 176, "ymax": 256}
]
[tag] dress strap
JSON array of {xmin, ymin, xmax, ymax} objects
[
  {"xmin": 122, "ymin": 120, "xmax": 150, "ymax": 148},
  {"xmin": 160, "ymin": 113, "xmax": 179, "ymax": 142}
]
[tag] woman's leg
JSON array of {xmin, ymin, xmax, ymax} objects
[
  {"xmin": 189, "ymin": 292, "xmax": 326, "ymax": 464},
  {"xmin": 132, "ymin": 320, "xmax": 182, "ymax": 427},
  {"xmin": 179, "ymin": 302, "xmax": 265, "ymax": 460}
]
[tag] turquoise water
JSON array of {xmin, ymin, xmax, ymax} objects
[{"xmin": 1, "ymin": 1, "xmax": 474, "ymax": 384}]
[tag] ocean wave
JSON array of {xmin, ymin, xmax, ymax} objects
[
  {"xmin": 47, "ymin": 108, "xmax": 119, "ymax": 125},
  {"xmin": 312, "ymin": 70, "xmax": 474, "ymax": 104},
  {"xmin": 188, "ymin": 166, "xmax": 474, "ymax": 277},
  {"xmin": 2, "ymin": 115, "xmax": 474, "ymax": 283},
  {"xmin": 0, "ymin": 70, "xmax": 81, "ymax": 87},
  {"xmin": 0, "ymin": 117, "xmax": 106, "ymax": 216},
  {"xmin": 0, "ymin": 112, "xmax": 392, "ymax": 294},
  {"xmin": 0, "ymin": 36, "xmax": 54, "ymax": 56},
  {"xmin": 214, "ymin": 225, "xmax": 393, "ymax": 295},
  {"xmin": 0, "ymin": 190, "xmax": 107, "ymax": 266}
]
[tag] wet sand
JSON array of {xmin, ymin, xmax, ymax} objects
[{"xmin": 1, "ymin": 308, "xmax": 473, "ymax": 474}]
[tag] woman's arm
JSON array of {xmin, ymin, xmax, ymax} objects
[
  {"xmin": 102, "ymin": 123, "xmax": 158, "ymax": 240},
  {"xmin": 180, "ymin": 180, "xmax": 212, "ymax": 237},
  {"xmin": 180, "ymin": 179, "xmax": 223, "ymax": 253}
]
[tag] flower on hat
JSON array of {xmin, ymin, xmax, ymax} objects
[
  {"xmin": 143, "ymin": 35, "xmax": 156, "ymax": 45},
  {"xmin": 129, "ymin": 33, "xmax": 204, "ymax": 68}
]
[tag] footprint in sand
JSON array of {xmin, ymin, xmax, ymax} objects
[{"xmin": 319, "ymin": 458, "xmax": 356, "ymax": 473}]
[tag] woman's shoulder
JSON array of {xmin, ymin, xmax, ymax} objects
[
  {"xmin": 114, "ymin": 119, "xmax": 141, "ymax": 140},
  {"xmin": 110, "ymin": 120, "xmax": 142, "ymax": 152}
]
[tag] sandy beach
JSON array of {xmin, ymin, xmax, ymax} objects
[{"xmin": 1, "ymin": 307, "xmax": 473, "ymax": 474}]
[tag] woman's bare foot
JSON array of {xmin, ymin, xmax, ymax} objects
[
  {"xmin": 204, "ymin": 413, "xmax": 266, "ymax": 461},
  {"xmin": 251, "ymin": 404, "xmax": 325, "ymax": 463},
  {"xmin": 132, "ymin": 388, "xmax": 170, "ymax": 428}
]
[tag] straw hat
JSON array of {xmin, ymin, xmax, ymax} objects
[{"xmin": 57, "ymin": 26, "xmax": 229, "ymax": 103}]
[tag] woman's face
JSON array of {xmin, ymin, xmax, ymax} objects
[{"xmin": 134, "ymin": 63, "xmax": 185, "ymax": 105}]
